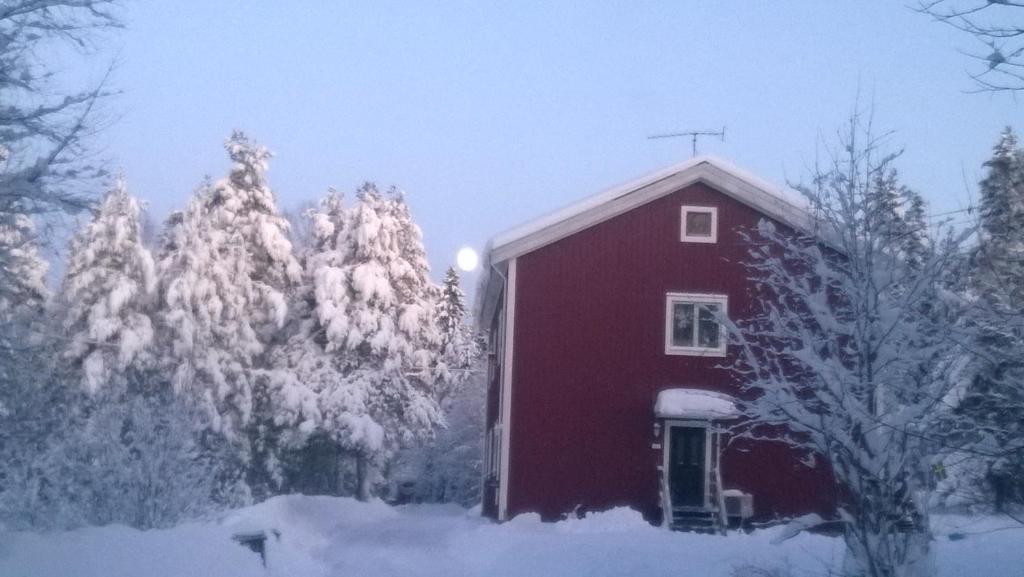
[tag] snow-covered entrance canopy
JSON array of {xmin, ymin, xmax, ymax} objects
[{"xmin": 654, "ymin": 389, "xmax": 740, "ymax": 420}]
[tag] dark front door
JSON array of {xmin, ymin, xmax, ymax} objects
[{"xmin": 669, "ymin": 426, "xmax": 706, "ymax": 507}]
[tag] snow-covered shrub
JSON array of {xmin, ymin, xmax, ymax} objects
[
  {"xmin": 0, "ymin": 378, "xmax": 246, "ymax": 531},
  {"xmin": 392, "ymin": 267, "xmax": 484, "ymax": 506}
]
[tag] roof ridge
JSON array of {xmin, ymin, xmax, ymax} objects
[{"xmin": 488, "ymin": 155, "xmax": 810, "ymax": 262}]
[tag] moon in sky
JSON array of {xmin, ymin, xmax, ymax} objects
[{"xmin": 456, "ymin": 247, "xmax": 479, "ymax": 272}]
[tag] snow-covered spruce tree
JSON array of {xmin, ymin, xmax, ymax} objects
[
  {"xmin": 434, "ymin": 266, "xmax": 482, "ymax": 401},
  {"xmin": 61, "ymin": 178, "xmax": 157, "ymax": 393},
  {"xmin": 273, "ymin": 185, "xmax": 443, "ymax": 501},
  {"xmin": 269, "ymin": 190, "xmax": 352, "ymax": 495},
  {"xmin": 730, "ymin": 114, "xmax": 968, "ymax": 577},
  {"xmin": 160, "ymin": 132, "xmax": 301, "ymax": 499},
  {"xmin": 956, "ymin": 128, "xmax": 1024, "ymax": 512},
  {"xmin": 28, "ymin": 178, "xmax": 240, "ymax": 530}
]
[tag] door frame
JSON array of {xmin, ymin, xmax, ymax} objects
[{"xmin": 662, "ymin": 419, "xmax": 713, "ymax": 509}]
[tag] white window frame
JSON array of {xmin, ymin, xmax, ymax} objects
[
  {"xmin": 680, "ymin": 206, "xmax": 718, "ymax": 243},
  {"xmin": 664, "ymin": 292, "xmax": 728, "ymax": 357}
]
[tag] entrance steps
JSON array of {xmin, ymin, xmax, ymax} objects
[{"xmin": 668, "ymin": 506, "xmax": 721, "ymax": 533}]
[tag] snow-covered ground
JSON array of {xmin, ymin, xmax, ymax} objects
[{"xmin": 0, "ymin": 496, "xmax": 1019, "ymax": 577}]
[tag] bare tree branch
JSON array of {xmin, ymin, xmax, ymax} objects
[{"xmin": 915, "ymin": 0, "xmax": 1024, "ymax": 92}]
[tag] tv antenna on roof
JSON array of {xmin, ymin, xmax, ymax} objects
[{"xmin": 648, "ymin": 126, "xmax": 726, "ymax": 157}]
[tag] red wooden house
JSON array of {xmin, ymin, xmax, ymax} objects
[{"xmin": 476, "ymin": 156, "xmax": 837, "ymax": 530}]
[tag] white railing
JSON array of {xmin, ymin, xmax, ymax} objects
[
  {"xmin": 714, "ymin": 432, "xmax": 727, "ymax": 534},
  {"xmin": 660, "ymin": 472, "xmax": 674, "ymax": 530}
]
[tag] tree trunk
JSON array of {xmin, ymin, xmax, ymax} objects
[{"xmin": 356, "ymin": 452, "xmax": 373, "ymax": 502}]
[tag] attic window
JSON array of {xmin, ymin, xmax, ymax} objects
[
  {"xmin": 665, "ymin": 293, "xmax": 728, "ymax": 356},
  {"xmin": 680, "ymin": 206, "xmax": 717, "ymax": 243}
]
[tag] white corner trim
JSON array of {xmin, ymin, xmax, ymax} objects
[
  {"xmin": 680, "ymin": 205, "xmax": 718, "ymax": 243},
  {"xmin": 498, "ymin": 258, "xmax": 517, "ymax": 521},
  {"xmin": 664, "ymin": 292, "xmax": 729, "ymax": 357}
]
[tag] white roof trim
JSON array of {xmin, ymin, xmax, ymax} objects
[
  {"xmin": 655, "ymin": 388, "xmax": 740, "ymax": 420},
  {"xmin": 488, "ymin": 155, "xmax": 813, "ymax": 264}
]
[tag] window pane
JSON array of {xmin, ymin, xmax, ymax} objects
[
  {"xmin": 697, "ymin": 304, "xmax": 720, "ymax": 348},
  {"xmin": 672, "ymin": 303, "xmax": 695, "ymax": 347},
  {"xmin": 686, "ymin": 211, "xmax": 713, "ymax": 236}
]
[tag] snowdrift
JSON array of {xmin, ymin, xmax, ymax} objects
[{"xmin": 0, "ymin": 496, "xmax": 1018, "ymax": 577}]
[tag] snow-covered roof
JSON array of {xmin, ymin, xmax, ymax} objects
[
  {"xmin": 476, "ymin": 155, "xmax": 817, "ymax": 326},
  {"xmin": 654, "ymin": 388, "xmax": 740, "ymax": 420},
  {"xmin": 488, "ymin": 155, "xmax": 811, "ymax": 264}
]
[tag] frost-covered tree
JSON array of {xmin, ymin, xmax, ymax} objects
[
  {"xmin": 392, "ymin": 360, "xmax": 485, "ymax": 506},
  {"xmin": 955, "ymin": 128, "xmax": 1024, "ymax": 511},
  {"xmin": 273, "ymin": 185, "xmax": 443, "ymax": 501},
  {"xmin": 731, "ymin": 112, "xmax": 969, "ymax": 577},
  {"xmin": 160, "ymin": 132, "xmax": 301, "ymax": 498},
  {"xmin": 60, "ymin": 178, "xmax": 157, "ymax": 393},
  {"xmin": 0, "ymin": 208, "xmax": 52, "ymax": 528},
  {"xmin": 0, "ymin": 379, "xmax": 244, "ymax": 531}
]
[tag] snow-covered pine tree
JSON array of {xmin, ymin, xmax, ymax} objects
[
  {"xmin": 958, "ymin": 127, "xmax": 1024, "ymax": 511},
  {"xmin": 60, "ymin": 178, "xmax": 157, "ymax": 393},
  {"xmin": 160, "ymin": 132, "xmax": 301, "ymax": 499},
  {"xmin": 273, "ymin": 185, "xmax": 443, "ymax": 501},
  {"xmin": 731, "ymin": 112, "xmax": 969, "ymax": 577}
]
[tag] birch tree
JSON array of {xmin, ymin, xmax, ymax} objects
[{"xmin": 730, "ymin": 112, "xmax": 970, "ymax": 577}]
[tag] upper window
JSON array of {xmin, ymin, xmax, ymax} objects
[
  {"xmin": 680, "ymin": 206, "xmax": 718, "ymax": 243},
  {"xmin": 665, "ymin": 293, "xmax": 728, "ymax": 356}
]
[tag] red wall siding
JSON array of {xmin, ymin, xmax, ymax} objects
[{"xmin": 506, "ymin": 181, "xmax": 837, "ymax": 521}]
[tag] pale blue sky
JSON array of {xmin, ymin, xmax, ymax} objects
[{"xmin": 96, "ymin": 1, "xmax": 1020, "ymax": 291}]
